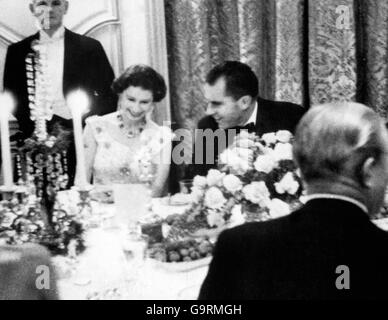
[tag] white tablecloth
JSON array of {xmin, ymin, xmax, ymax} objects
[
  {"xmin": 55, "ymin": 198, "xmax": 209, "ymax": 300},
  {"xmin": 54, "ymin": 193, "xmax": 388, "ymax": 300}
]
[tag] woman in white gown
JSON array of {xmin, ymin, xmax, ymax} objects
[{"xmin": 79, "ymin": 65, "xmax": 172, "ymax": 198}]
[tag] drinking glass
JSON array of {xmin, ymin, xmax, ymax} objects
[
  {"xmin": 120, "ymin": 224, "xmax": 149, "ymax": 296},
  {"xmin": 179, "ymin": 179, "xmax": 193, "ymax": 194}
]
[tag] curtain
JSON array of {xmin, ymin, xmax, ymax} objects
[
  {"xmin": 165, "ymin": 0, "xmax": 388, "ymax": 123},
  {"xmin": 165, "ymin": 0, "xmax": 388, "ymax": 188}
]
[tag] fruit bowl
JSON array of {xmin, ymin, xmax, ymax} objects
[
  {"xmin": 147, "ymin": 238, "xmax": 214, "ymax": 272},
  {"xmin": 150, "ymin": 256, "xmax": 212, "ymax": 273}
]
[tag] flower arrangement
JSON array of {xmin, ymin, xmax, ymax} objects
[
  {"xmin": 0, "ymin": 191, "xmax": 85, "ymax": 256},
  {"xmin": 184, "ymin": 130, "xmax": 304, "ymax": 230}
]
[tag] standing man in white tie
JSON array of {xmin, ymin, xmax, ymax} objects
[{"xmin": 3, "ymin": 0, "xmax": 117, "ymax": 186}]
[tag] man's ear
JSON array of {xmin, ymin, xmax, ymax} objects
[
  {"xmin": 64, "ymin": 1, "xmax": 69, "ymax": 14},
  {"xmin": 360, "ymin": 157, "xmax": 376, "ymax": 188},
  {"xmin": 237, "ymin": 95, "xmax": 252, "ymax": 111}
]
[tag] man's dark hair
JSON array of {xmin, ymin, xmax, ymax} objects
[
  {"xmin": 206, "ymin": 61, "xmax": 259, "ymax": 100},
  {"xmin": 111, "ymin": 64, "xmax": 167, "ymax": 102}
]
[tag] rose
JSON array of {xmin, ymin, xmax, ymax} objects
[
  {"xmin": 207, "ymin": 210, "xmax": 226, "ymax": 228},
  {"xmin": 276, "ymin": 130, "xmax": 292, "ymax": 143},
  {"xmin": 219, "ymin": 149, "xmax": 250, "ymax": 175},
  {"xmin": 219, "ymin": 148, "xmax": 239, "ymax": 165},
  {"xmin": 236, "ymin": 147, "xmax": 253, "ymax": 162},
  {"xmin": 268, "ymin": 199, "xmax": 291, "ymax": 218},
  {"xmin": 275, "ymin": 172, "xmax": 300, "ymax": 195},
  {"xmin": 45, "ymin": 140, "xmax": 55, "ymax": 148},
  {"xmin": 262, "ymin": 132, "xmax": 277, "ymax": 145},
  {"xmin": 162, "ymin": 223, "xmax": 171, "ymax": 239},
  {"xmin": 190, "ymin": 186, "xmax": 205, "ymax": 203},
  {"xmin": 238, "ymin": 130, "xmax": 251, "ymax": 140},
  {"xmin": 229, "ymin": 205, "xmax": 246, "ymax": 227},
  {"xmin": 206, "ymin": 169, "xmax": 225, "ymax": 187},
  {"xmin": 223, "ymin": 174, "xmax": 243, "ymax": 193},
  {"xmin": 0, "ymin": 212, "xmax": 17, "ymax": 229},
  {"xmin": 232, "ymin": 132, "xmax": 255, "ymax": 149},
  {"xmin": 193, "ymin": 176, "xmax": 207, "ymax": 189},
  {"xmin": 273, "ymin": 143, "xmax": 293, "ymax": 161},
  {"xmin": 204, "ymin": 187, "xmax": 227, "ymax": 209},
  {"xmin": 254, "ymin": 154, "xmax": 277, "ymax": 173},
  {"xmin": 242, "ymin": 182, "xmax": 270, "ymax": 207}
]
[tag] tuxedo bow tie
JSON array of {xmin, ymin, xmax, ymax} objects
[{"xmin": 231, "ymin": 122, "xmax": 256, "ymax": 133}]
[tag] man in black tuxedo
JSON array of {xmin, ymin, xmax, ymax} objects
[
  {"xmin": 199, "ymin": 102, "xmax": 388, "ymax": 299},
  {"xmin": 3, "ymin": 0, "xmax": 116, "ymax": 185},
  {"xmin": 187, "ymin": 61, "xmax": 305, "ymax": 178}
]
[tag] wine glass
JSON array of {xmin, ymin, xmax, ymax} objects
[{"xmin": 120, "ymin": 224, "xmax": 149, "ymax": 296}]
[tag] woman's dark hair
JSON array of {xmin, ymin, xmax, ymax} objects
[{"xmin": 111, "ymin": 64, "xmax": 167, "ymax": 102}]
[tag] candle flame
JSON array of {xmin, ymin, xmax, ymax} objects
[{"xmin": 67, "ymin": 90, "xmax": 89, "ymax": 115}]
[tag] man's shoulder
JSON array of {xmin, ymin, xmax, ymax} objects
[
  {"xmin": 219, "ymin": 215, "xmax": 292, "ymax": 247},
  {"xmin": 258, "ymin": 97, "xmax": 305, "ymax": 116},
  {"xmin": 7, "ymin": 33, "xmax": 38, "ymax": 51},
  {"xmin": 65, "ymin": 29, "xmax": 102, "ymax": 48}
]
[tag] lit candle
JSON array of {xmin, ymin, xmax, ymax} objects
[
  {"xmin": 67, "ymin": 90, "xmax": 89, "ymax": 190},
  {"xmin": 0, "ymin": 92, "xmax": 15, "ymax": 190}
]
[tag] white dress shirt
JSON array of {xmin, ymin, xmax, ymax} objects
[
  {"xmin": 39, "ymin": 26, "xmax": 72, "ymax": 120},
  {"xmin": 243, "ymin": 101, "xmax": 258, "ymax": 126}
]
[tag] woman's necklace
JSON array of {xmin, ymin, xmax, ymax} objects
[{"xmin": 117, "ymin": 112, "xmax": 146, "ymax": 139}]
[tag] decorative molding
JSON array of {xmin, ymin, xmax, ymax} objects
[
  {"xmin": 0, "ymin": 22, "xmax": 24, "ymax": 45},
  {"xmin": 72, "ymin": 0, "xmax": 120, "ymax": 35}
]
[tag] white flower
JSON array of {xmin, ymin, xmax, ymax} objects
[
  {"xmin": 204, "ymin": 187, "xmax": 227, "ymax": 209},
  {"xmin": 276, "ymin": 130, "xmax": 292, "ymax": 143},
  {"xmin": 254, "ymin": 154, "xmax": 277, "ymax": 173},
  {"xmin": 223, "ymin": 175, "xmax": 243, "ymax": 193},
  {"xmin": 229, "ymin": 205, "xmax": 246, "ymax": 227},
  {"xmin": 268, "ymin": 199, "xmax": 291, "ymax": 218},
  {"xmin": 45, "ymin": 140, "xmax": 55, "ymax": 148},
  {"xmin": 219, "ymin": 149, "xmax": 250, "ymax": 175},
  {"xmin": 207, "ymin": 210, "xmax": 226, "ymax": 228},
  {"xmin": 162, "ymin": 223, "xmax": 171, "ymax": 239},
  {"xmin": 242, "ymin": 182, "xmax": 270, "ymax": 207},
  {"xmin": 273, "ymin": 143, "xmax": 293, "ymax": 161},
  {"xmin": 233, "ymin": 133, "xmax": 254, "ymax": 148},
  {"xmin": 262, "ymin": 132, "xmax": 277, "ymax": 145},
  {"xmin": 206, "ymin": 169, "xmax": 225, "ymax": 187},
  {"xmin": 275, "ymin": 172, "xmax": 299, "ymax": 195},
  {"xmin": 219, "ymin": 148, "xmax": 239, "ymax": 165},
  {"xmin": 236, "ymin": 147, "xmax": 253, "ymax": 161},
  {"xmin": 1, "ymin": 212, "xmax": 17, "ymax": 229},
  {"xmin": 190, "ymin": 186, "xmax": 205, "ymax": 203},
  {"xmin": 193, "ymin": 176, "xmax": 207, "ymax": 189},
  {"xmin": 238, "ymin": 130, "xmax": 251, "ymax": 140}
]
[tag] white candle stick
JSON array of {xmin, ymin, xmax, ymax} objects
[
  {"xmin": 67, "ymin": 90, "xmax": 89, "ymax": 190},
  {"xmin": 0, "ymin": 92, "xmax": 15, "ymax": 190}
]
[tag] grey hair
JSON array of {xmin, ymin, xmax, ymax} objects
[{"xmin": 293, "ymin": 102, "xmax": 387, "ymax": 183}]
